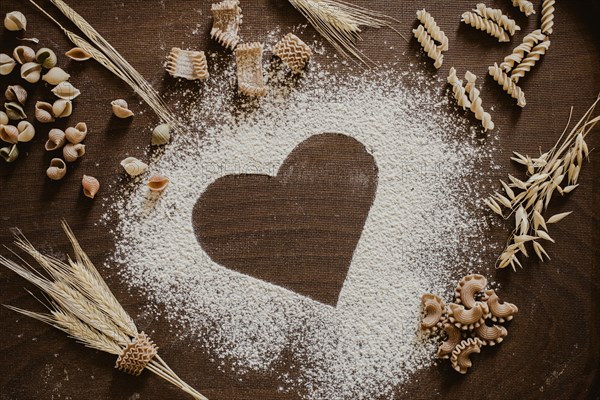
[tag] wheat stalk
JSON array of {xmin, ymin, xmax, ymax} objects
[
  {"xmin": 287, "ymin": 0, "xmax": 405, "ymax": 66},
  {"xmin": 28, "ymin": 0, "xmax": 182, "ymax": 134},
  {"xmin": 1, "ymin": 223, "xmax": 207, "ymax": 400},
  {"xmin": 486, "ymin": 95, "xmax": 600, "ymax": 270}
]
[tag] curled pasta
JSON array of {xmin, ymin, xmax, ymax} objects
[
  {"xmin": 447, "ymin": 67, "xmax": 471, "ymax": 110},
  {"xmin": 474, "ymin": 3, "xmax": 520, "ymax": 36},
  {"xmin": 488, "ymin": 63, "xmax": 526, "ymax": 107},
  {"xmin": 416, "ymin": 9, "xmax": 449, "ymax": 51},
  {"xmin": 461, "ymin": 11, "xmax": 510, "ymax": 42},
  {"xmin": 512, "ymin": 0, "xmax": 535, "ymax": 16},
  {"xmin": 510, "ymin": 39, "xmax": 551, "ymax": 82},
  {"xmin": 412, "ymin": 24, "xmax": 443, "ymax": 69},
  {"xmin": 541, "ymin": 0, "xmax": 555, "ymax": 35},
  {"xmin": 465, "ymin": 71, "xmax": 494, "ymax": 131},
  {"xmin": 500, "ymin": 29, "xmax": 545, "ymax": 72}
]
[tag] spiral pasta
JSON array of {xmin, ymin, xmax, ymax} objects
[
  {"xmin": 464, "ymin": 71, "xmax": 494, "ymax": 131},
  {"xmin": 510, "ymin": 39, "xmax": 551, "ymax": 82},
  {"xmin": 511, "ymin": 0, "xmax": 535, "ymax": 16},
  {"xmin": 412, "ymin": 24, "xmax": 444, "ymax": 69},
  {"xmin": 541, "ymin": 0, "xmax": 555, "ymax": 35},
  {"xmin": 416, "ymin": 9, "xmax": 449, "ymax": 51},
  {"xmin": 488, "ymin": 63, "xmax": 526, "ymax": 107},
  {"xmin": 461, "ymin": 11, "xmax": 510, "ymax": 42},
  {"xmin": 474, "ymin": 3, "xmax": 520, "ymax": 36},
  {"xmin": 500, "ymin": 29, "xmax": 545, "ymax": 72},
  {"xmin": 447, "ymin": 67, "xmax": 471, "ymax": 110}
]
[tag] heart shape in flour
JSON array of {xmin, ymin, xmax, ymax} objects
[{"xmin": 192, "ymin": 133, "xmax": 378, "ymax": 306}]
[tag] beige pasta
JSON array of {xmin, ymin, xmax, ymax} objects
[
  {"xmin": 447, "ymin": 67, "xmax": 471, "ymax": 110},
  {"xmin": 166, "ymin": 48, "xmax": 209, "ymax": 81},
  {"xmin": 420, "ymin": 293, "xmax": 446, "ymax": 332},
  {"xmin": 465, "ymin": 71, "xmax": 494, "ymax": 131},
  {"xmin": 500, "ymin": 29, "xmax": 545, "ymax": 72},
  {"xmin": 235, "ymin": 42, "xmax": 267, "ymax": 97},
  {"xmin": 412, "ymin": 24, "xmax": 443, "ymax": 69},
  {"xmin": 488, "ymin": 63, "xmax": 526, "ymax": 107},
  {"xmin": 512, "ymin": 0, "xmax": 535, "ymax": 16},
  {"xmin": 436, "ymin": 323, "xmax": 463, "ymax": 359},
  {"xmin": 273, "ymin": 33, "xmax": 313, "ymax": 74},
  {"xmin": 461, "ymin": 11, "xmax": 510, "ymax": 42},
  {"xmin": 474, "ymin": 3, "xmax": 520, "ymax": 36},
  {"xmin": 416, "ymin": 9, "xmax": 448, "ymax": 51},
  {"xmin": 450, "ymin": 338, "xmax": 483, "ymax": 374},
  {"xmin": 541, "ymin": 0, "xmax": 555, "ymax": 35},
  {"xmin": 510, "ymin": 39, "xmax": 551, "ymax": 82},
  {"xmin": 211, "ymin": 0, "xmax": 242, "ymax": 50}
]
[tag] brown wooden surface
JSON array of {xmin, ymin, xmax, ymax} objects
[{"xmin": 1, "ymin": 1, "xmax": 599, "ymax": 399}]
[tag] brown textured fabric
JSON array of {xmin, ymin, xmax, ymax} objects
[{"xmin": 0, "ymin": 1, "xmax": 599, "ymax": 399}]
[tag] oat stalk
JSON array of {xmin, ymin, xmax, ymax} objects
[
  {"xmin": 1, "ymin": 222, "xmax": 207, "ymax": 400},
  {"xmin": 287, "ymin": 0, "xmax": 405, "ymax": 66},
  {"xmin": 486, "ymin": 95, "xmax": 600, "ymax": 270},
  {"xmin": 28, "ymin": 0, "xmax": 182, "ymax": 134}
]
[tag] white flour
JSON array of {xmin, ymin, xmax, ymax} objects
[{"xmin": 106, "ymin": 43, "xmax": 498, "ymax": 398}]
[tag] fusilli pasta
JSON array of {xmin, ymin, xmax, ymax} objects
[
  {"xmin": 416, "ymin": 9, "xmax": 449, "ymax": 51},
  {"xmin": 447, "ymin": 67, "xmax": 471, "ymax": 110},
  {"xmin": 488, "ymin": 63, "xmax": 526, "ymax": 107},
  {"xmin": 510, "ymin": 39, "xmax": 551, "ymax": 82},
  {"xmin": 461, "ymin": 11, "xmax": 510, "ymax": 42},
  {"xmin": 541, "ymin": 0, "xmax": 555, "ymax": 35},
  {"xmin": 474, "ymin": 3, "xmax": 520, "ymax": 36},
  {"xmin": 412, "ymin": 24, "xmax": 444, "ymax": 69},
  {"xmin": 500, "ymin": 29, "xmax": 545, "ymax": 72},
  {"xmin": 511, "ymin": 0, "xmax": 535, "ymax": 16},
  {"xmin": 464, "ymin": 71, "xmax": 494, "ymax": 131}
]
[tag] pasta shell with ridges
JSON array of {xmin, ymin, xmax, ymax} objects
[
  {"xmin": 111, "ymin": 99, "xmax": 134, "ymax": 118},
  {"xmin": 474, "ymin": 322, "xmax": 507, "ymax": 345},
  {"xmin": 65, "ymin": 122, "xmax": 88, "ymax": 144},
  {"xmin": 0, "ymin": 124, "xmax": 19, "ymax": 144},
  {"xmin": 35, "ymin": 101, "xmax": 55, "ymax": 123},
  {"xmin": 147, "ymin": 174, "xmax": 170, "ymax": 192},
  {"xmin": 52, "ymin": 81, "xmax": 81, "ymax": 100},
  {"xmin": 36, "ymin": 48, "xmax": 57, "ymax": 69},
  {"xmin": 151, "ymin": 123, "xmax": 171, "ymax": 145},
  {"xmin": 13, "ymin": 46, "xmax": 35, "ymax": 64},
  {"xmin": 0, "ymin": 111, "xmax": 8, "ymax": 125},
  {"xmin": 82, "ymin": 175, "xmax": 100, "ymax": 199},
  {"xmin": 0, "ymin": 144, "xmax": 18, "ymax": 162},
  {"xmin": 20, "ymin": 62, "xmax": 42, "ymax": 83},
  {"xmin": 52, "ymin": 99, "xmax": 73, "ymax": 118},
  {"xmin": 4, "ymin": 11, "xmax": 27, "ymax": 31},
  {"xmin": 5, "ymin": 85, "xmax": 27, "ymax": 105},
  {"xmin": 437, "ymin": 322, "xmax": 463, "ymax": 359},
  {"xmin": 63, "ymin": 143, "xmax": 86, "ymax": 162},
  {"xmin": 121, "ymin": 157, "xmax": 148, "ymax": 177},
  {"xmin": 17, "ymin": 121, "xmax": 35, "ymax": 142},
  {"xmin": 42, "ymin": 67, "xmax": 71, "ymax": 85},
  {"xmin": 46, "ymin": 158, "xmax": 67, "ymax": 180},
  {"xmin": 45, "ymin": 128, "xmax": 66, "ymax": 151},
  {"xmin": 65, "ymin": 47, "xmax": 92, "ymax": 61},
  {"xmin": 0, "ymin": 54, "xmax": 16, "ymax": 75},
  {"xmin": 484, "ymin": 289, "xmax": 519, "ymax": 322},
  {"xmin": 455, "ymin": 274, "xmax": 487, "ymax": 308}
]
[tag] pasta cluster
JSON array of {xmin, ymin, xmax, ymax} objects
[
  {"xmin": 500, "ymin": 29, "xmax": 546, "ymax": 72},
  {"xmin": 448, "ymin": 68, "xmax": 494, "ymax": 131},
  {"xmin": 510, "ymin": 39, "xmax": 551, "ymax": 82},
  {"xmin": 413, "ymin": 9, "xmax": 448, "ymax": 69}
]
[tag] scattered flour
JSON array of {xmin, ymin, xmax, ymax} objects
[{"xmin": 106, "ymin": 40, "xmax": 498, "ymax": 399}]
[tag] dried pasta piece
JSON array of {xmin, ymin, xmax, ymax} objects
[
  {"xmin": 416, "ymin": 9, "xmax": 448, "ymax": 51},
  {"xmin": 234, "ymin": 42, "xmax": 267, "ymax": 97},
  {"xmin": 461, "ymin": 11, "xmax": 510, "ymax": 42},
  {"xmin": 465, "ymin": 71, "xmax": 494, "ymax": 131},
  {"xmin": 166, "ymin": 48, "xmax": 209, "ymax": 81},
  {"xmin": 484, "ymin": 289, "xmax": 519, "ymax": 322},
  {"xmin": 420, "ymin": 293, "xmax": 446, "ymax": 333},
  {"xmin": 437, "ymin": 322, "xmax": 463, "ymax": 359},
  {"xmin": 512, "ymin": 0, "xmax": 535, "ymax": 16},
  {"xmin": 454, "ymin": 274, "xmax": 487, "ymax": 308},
  {"xmin": 450, "ymin": 338, "xmax": 483, "ymax": 374},
  {"xmin": 447, "ymin": 67, "xmax": 471, "ymax": 110},
  {"xmin": 273, "ymin": 33, "xmax": 312, "ymax": 74},
  {"xmin": 474, "ymin": 3, "xmax": 521, "ymax": 36},
  {"xmin": 210, "ymin": 0, "xmax": 242, "ymax": 50},
  {"xmin": 500, "ymin": 29, "xmax": 545, "ymax": 72},
  {"xmin": 510, "ymin": 39, "xmax": 550, "ymax": 82},
  {"xmin": 541, "ymin": 0, "xmax": 555, "ymax": 35},
  {"xmin": 448, "ymin": 302, "xmax": 487, "ymax": 331},
  {"xmin": 412, "ymin": 24, "xmax": 443, "ymax": 69},
  {"xmin": 474, "ymin": 322, "xmax": 507, "ymax": 345},
  {"xmin": 488, "ymin": 63, "xmax": 526, "ymax": 107}
]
